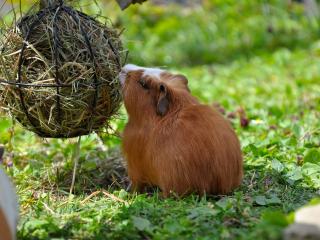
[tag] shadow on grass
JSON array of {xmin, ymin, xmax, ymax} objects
[{"xmin": 33, "ymin": 147, "xmax": 130, "ymax": 194}]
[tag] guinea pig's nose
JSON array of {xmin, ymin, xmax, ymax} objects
[{"xmin": 119, "ymin": 70, "xmax": 127, "ymax": 86}]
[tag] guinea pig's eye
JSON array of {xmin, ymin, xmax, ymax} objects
[{"xmin": 138, "ymin": 79, "xmax": 149, "ymax": 90}]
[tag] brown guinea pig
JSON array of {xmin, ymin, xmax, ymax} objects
[{"xmin": 120, "ymin": 64, "xmax": 243, "ymax": 197}]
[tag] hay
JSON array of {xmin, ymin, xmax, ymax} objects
[{"xmin": 0, "ymin": 2, "xmax": 124, "ymax": 138}]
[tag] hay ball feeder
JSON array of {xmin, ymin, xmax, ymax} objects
[{"xmin": 0, "ymin": 0, "xmax": 124, "ymax": 138}]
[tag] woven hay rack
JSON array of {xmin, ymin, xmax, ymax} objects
[{"xmin": 0, "ymin": 0, "xmax": 125, "ymax": 138}]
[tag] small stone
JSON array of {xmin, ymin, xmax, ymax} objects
[
  {"xmin": 284, "ymin": 223, "xmax": 320, "ymax": 240},
  {"xmin": 284, "ymin": 204, "xmax": 320, "ymax": 240},
  {"xmin": 295, "ymin": 204, "xmax": 320, "ymax": 228}
]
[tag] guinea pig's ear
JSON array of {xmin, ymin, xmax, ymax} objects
[
  {"xmin": 175, "ymin": 74, "xmax": 188, "ymax": 85},
  {"xmin": 172, "ymin": 74, "xmax": 190, "ymax": 92},
  {"xmin": 156, "ymin": 83, "xmax": 169, "ymax": 116}
]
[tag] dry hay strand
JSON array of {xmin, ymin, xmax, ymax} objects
[{"xmin": 0, "ymin": 2, "xmax": 125, "ymax": 138}]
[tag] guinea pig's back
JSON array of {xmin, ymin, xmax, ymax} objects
[{"xmin": 154, "ymin": 104, "xmax": 243, "ymax": 195}]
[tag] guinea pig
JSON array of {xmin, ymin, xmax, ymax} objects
[{"xmin": 120, "ymin": 64, "xmax": 243, "ymax": 197}]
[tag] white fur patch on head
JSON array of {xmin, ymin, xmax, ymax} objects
[
  {"xmin": 141, "ymin": 67, "xmax": 164, "ymax": 79},
  {"xmin": 119, "ymin": 64, "xmax": 164, "ymax": 85}
]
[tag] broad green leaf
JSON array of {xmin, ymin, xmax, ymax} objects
[
  {"xmin": 292, "ymin": 124, "xmax": 301, "ymax": 138},
  {"xmin": 164, "ymin": 221, "xmax": 181, "ymax": 234},
  {"xmin": 304, "ymin": 148, "xmax": 320, "ymax": 164},
  {"xmin": 302, "ymin": 162, "xmax": 320, "ymax": 175},
  {"xmin": 215, "ymin": 198, "xmax": 233, "ymax": 210},
  {"xmin": 271, "ymin": 159, "xmax": 284, "ymax": 173},
  {"xmin": 118, "ymin": 189, "xmax": 128, "ymax": 199},
  {"xmin": 261, "ymin": 211, "xmax": 288, "ymax": 227},
  {"xmin": 82, "ymin": 161, "xmax": 97, "ymax": 171},
  {"xmin": 0, "ymin": 118, "xmax": 11, "ymax": 132},
  {"xmin": 187, "ymin": 206, "xmax": 219, "ymax": 219},
  {"xmin": 286, "ymin": 168, "xmax": 303, "ymax": 181},
  {"xmin": 309, "ymin": 198, "xmax": 320, "ymax": 205},
  {"xmin": 132, "ymin": 216, "xmax": 152, "ymax": 231},
  {"xmin": 266, "ymin": 195, "xmax": 282, "ymax": 205},
  {"xmin": 255, "ymin": 195, "xmax": 267, "ymax": 206}
]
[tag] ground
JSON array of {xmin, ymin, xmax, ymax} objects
[{"xmin": 0, "ymin": 1, "xmax": 320, "ymax": 239}]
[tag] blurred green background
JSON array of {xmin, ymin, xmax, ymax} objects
[
  {"xmin": 2, "ymin": 0, "xmax": 319, "ymax": 67},
  {"xmin": 118, "ymin": 0, "xmax": 320, "ymax": 67}
]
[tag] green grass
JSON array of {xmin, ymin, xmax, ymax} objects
[
  {"xmin": 1, "ymin": 0, "xmax": 320, "ymax": 239},
  {"xmin": 1, "ymin": 46, "xmax": 319, "ymax": 239}
]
